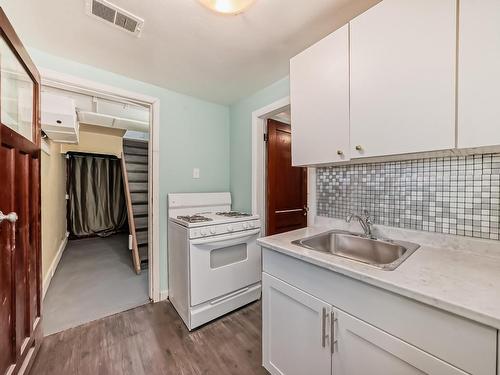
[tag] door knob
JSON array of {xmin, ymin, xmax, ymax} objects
[
  {"xmin": 0, "ymin": 211, "xmax": 18, "ymax": 224},
  {"xmin": 355, "ymin": 145, "xmax": 363, "ymax": 151}
]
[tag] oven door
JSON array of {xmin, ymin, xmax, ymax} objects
[{"xmin": 189, "ymin": 228, "xmax": 261, "ymax": 306}]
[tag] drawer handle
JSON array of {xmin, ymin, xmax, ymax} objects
[
  {"xmin": 355, "ymin": 145, "xmax": 363, "ymax": 151},
  {"xmin": 337, "ymin": 150, "xmax": 344, "ymax": 156}
]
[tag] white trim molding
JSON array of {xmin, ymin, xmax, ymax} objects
[
  {"xmin": 159, "ymin": 289, "xmax": 169, "ymax": 301},
  {"xmin": 40, "ymin": 68, "xmax": 162, "ymax": 302},
  {"xmin": 41, "ymin": 138, "xmax": 51, "ymax": 155},
  {"xmin": 251, "ymin": 96, "xmax": 316, "ymax": 232},
  {"xmin": 42, "ymin": 232, "xmax": 69, "ymax": 300}
]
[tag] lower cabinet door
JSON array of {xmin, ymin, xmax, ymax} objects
[
  {"xmin": 332, "ymin": 309, "xmax": 468, "ymax": 375},
  {"xmin": 262, "ymin": 273, "xmax": 332, "ymax": 375}
]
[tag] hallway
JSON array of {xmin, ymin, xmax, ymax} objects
[{"xmin": 43, "ymin": 234, "xmax": 149, "ymax": 335}]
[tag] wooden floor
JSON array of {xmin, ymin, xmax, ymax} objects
[{"xmin": 30, "ymin": 301, "xmax": 268, "ymax": 375}]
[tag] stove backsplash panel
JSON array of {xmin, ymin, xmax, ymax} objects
[{"xmin": 316, "ymin": 154, "xmax": 500, "ymax": 240}]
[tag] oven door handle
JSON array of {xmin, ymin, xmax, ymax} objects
[{"xmin": 191, "ymin": 229, "xmax": 261, "ymax": 246}]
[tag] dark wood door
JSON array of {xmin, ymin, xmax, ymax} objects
[
  {"xmin": 0, "ymin": 7, "xmax": 42, "ymax": 375},
  {"xmin": 266, "ymin": 119, "xmax": 307, "ymax": 235}
]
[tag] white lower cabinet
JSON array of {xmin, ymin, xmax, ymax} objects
[
  {"xmin": 263, "ymin": 273, "xmax": 472, "ymax": 375},
  {"xmin": 332, "ymin": 310, "xmax": 467, "ymax": 375},
  {"xmin": 262, "ymin": 273, "xmax": 332, "ymax": 375}
]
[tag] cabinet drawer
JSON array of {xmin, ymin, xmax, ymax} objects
[{"xmin": 263, "ymin": 248, "xmax": 497, "ymax": 375}]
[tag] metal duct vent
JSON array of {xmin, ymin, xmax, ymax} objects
[{"xmin": 87, "ymin": 0, "xmax": 144, "ymax": 37}]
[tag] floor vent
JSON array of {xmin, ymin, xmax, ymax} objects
[{"xmin": 86, "ymin": 0, "xmax": 144, "ymax": 37}]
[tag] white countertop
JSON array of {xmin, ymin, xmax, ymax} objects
[{"xmin": 257, "ymin": 221, "xmax": 500, "ymax": 329}]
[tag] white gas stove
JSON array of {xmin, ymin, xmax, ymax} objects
[
  {"xmin": 167, "ymin": 192, "xmax": 261, "ymax": 330},
  {"xmin": 171, "ymin": 211, "xmax": 260, "ymax": 239}
]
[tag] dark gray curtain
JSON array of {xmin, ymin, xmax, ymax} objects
[{"xmin": 68, "ymin": 154, "xmax": 127, "ymax": 238}]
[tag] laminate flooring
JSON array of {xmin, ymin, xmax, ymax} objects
[{"xmin": 30, "ymin": 300, "xmax": 267, "ymax": 375}]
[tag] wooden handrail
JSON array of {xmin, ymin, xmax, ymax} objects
[{"xmin": 121, "ymin": 152, "xmax": 141, "ymax": 274}]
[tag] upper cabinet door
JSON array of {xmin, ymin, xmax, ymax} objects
[
  {"xmin": 458, "ymin": 0, "xmax": 500, "ymax": 149},
  {"xmin": 290, "ymin": 24, "xmax": 350, "ymax": 166},
  {"xmin": 350, "ymin": 0, "xmax": 456, "ymax": 158}
]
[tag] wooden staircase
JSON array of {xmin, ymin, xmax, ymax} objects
[{"xmin": 121, "ymin": 139, "xmax": 149, "ymax": 274}]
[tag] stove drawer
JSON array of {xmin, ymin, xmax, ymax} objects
[{"xmin": 189, "ymin": 230, "xmax": 261, "ymax": 306}]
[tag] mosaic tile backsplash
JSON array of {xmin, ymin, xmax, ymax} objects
[{"xmin": 317, "ymin": 154, "xmax": 500, "ymax": 240}]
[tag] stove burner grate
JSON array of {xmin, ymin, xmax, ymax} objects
[{"xmin": 177, "ymin": 215, "xmax": 213, "ymax": 223}]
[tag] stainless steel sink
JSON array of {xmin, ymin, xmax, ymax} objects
[{"xmin": 291, "ymin": 230, "xmax": 419, "ymax": 270}]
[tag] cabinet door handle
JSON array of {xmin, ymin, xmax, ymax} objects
[
  {"xmin": 321, "ymin": 307, "xmax": 327, "ymax": 347},
  {"xmin": 321, "ymin": 307, "xmax": 330, "ymax": 348},
  {"xmin": 331, "ymin": 311, "xmax": 338, "ymax": 353}
]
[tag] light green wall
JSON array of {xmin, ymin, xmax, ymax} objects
[
  {"xmin": 29, "ymin": 48, "xmax": 230, "ymax": 292},
  {"xmin": 229, "ymin": 77, "xmax": 290, "ymax": 212}
]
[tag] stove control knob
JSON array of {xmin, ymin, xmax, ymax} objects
[
  {"xmin": 227, "ymin": 225, "xmax": 233, "ymax": 232},
  {"xmin": 200, "ymin": 229, "xmax": 208, "ymax": 237},
  {"xmin": 210, "ymin": 227, "xmax": 216, "ymax": 235},
  {"xmin": 242, "ymin": 222, "xmax": 249, "ymax": 229}
]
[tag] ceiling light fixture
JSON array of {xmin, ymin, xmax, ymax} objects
[{"xmin": 198, "ymin": 0, "xmax": 256, "ymax": 15}]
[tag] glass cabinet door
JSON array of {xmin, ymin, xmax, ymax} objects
[{"xmin": 0, "ymin": 36, "xmax": 34, "ymax": 142}]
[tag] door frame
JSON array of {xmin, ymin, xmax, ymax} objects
[
  {"xmin": 39, "ymin": 68, "xmax": 162, "ymax": 302},
  {"xmin": 251, "ymin": 96, "xmax": 316, "ymax": 234}
]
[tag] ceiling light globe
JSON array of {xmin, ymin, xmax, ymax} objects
[{"xmin": 198, "ymin": 0, "xmax": 256, "ymax": 15}]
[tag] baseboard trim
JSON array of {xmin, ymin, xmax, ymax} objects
[
  {"xmin": 42, "ymin": 232, "xmax": 69, "ymax": 300},
  {"xmin": 159, "ymin": 289, "xmax": 169, "ymax": 301}
]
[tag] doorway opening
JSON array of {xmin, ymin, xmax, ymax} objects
[
  {"xmin": 265, "ymin": 118, "xmax": 308, "ymax": 235},
  {"xmin": 39, "ymin": 77, "xmax": 158, "ymax": 335},
  {"xmin": 251, "ymin": 97, "xmax": 316, "ymax": 235}
]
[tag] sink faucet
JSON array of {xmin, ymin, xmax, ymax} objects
[{"xmin": 346, "ymin": 210, "xmax": 374, "ymax": 238}]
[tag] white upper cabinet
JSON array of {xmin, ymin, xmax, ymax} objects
[
  {"xmin": 458, "ymin": 0, "xmax": 500, "ymax": 149},
  {"xmin": 290, "ymin": 24, "xmax": 350, "ymax": 166},
  {"xmin": 350, "ymin": 0, "xmax": 456, "ymax": 158}
]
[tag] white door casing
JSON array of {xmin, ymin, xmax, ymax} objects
[{"xmin": 39, "ymin": 68, "xmax": 162, "ymax": 302}]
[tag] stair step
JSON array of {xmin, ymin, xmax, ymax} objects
[
  {"xmin": 132, "ymin": 204, "xmax": 148, "ymax": 216},
  {"xmin": 124, "ymin": 145, "xmax": 148, "ymax": 156},
  {"xmin": 130, "ymin": 182, "xmax": 148, "ymax": 193},
  {"xmin": 125, "ymin": 154, "xmax": 148, "ymax": 165},
  {"xmin": 127, "ymin": 163, "xmax": 148, "ymax": 173},
  {"xmin": 124, "ymin": 139, "xmax": 148, "ymax": 149},
  {"xmin": 131, "ymin": 193, "xmax": 148, "ymax": 204},
  {"xmin": 127, "ymin": 172, "xmax": 148, "ymax": 183},
  {"xmin": 135, "ymin": 217, "xmax": 148, "ymax": 230},
  {"xmin": 137, "ymin": 231, "xmax": 148, "ymax": 246},
  {"xmin": 138, "ymin": 245, "xmax": 148, "ymax": 269}
]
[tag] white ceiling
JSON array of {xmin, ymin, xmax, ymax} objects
[{"xmin": 1, "ymin": 0, "xmax": 379, "ymax": 104}]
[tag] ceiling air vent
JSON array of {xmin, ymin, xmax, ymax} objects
[{"xmin": 86, "ymin": 0, "xmax": 144, "ymax": 37}]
